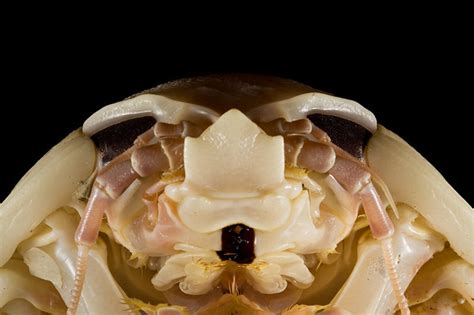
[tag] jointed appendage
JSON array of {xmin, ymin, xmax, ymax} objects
[
  {"xmin": 359, "ymin": 183, "xmax": 410, "ymax": 315},
  {"xmin": 67, "ymin": 121, "xmax": 196, "ymax": 315},
  {"xmin": 69, "ymin": 115, "xmax": 409, "ymax": 314},
  {"xmin": 286, "ymin": 120, "xmax": 410, "ymax": 315}
]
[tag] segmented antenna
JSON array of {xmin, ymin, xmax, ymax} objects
[
  {"xmin": 67, "ymin": 245, "xmax": 90, "ymax": 315},
  {"xmin": 381, "ymin": 239, "xmax": 410, "ymax": 315}
]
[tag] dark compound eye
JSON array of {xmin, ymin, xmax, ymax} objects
[
  {"xmin": 307, "ymin": 114, "xmax": 372, "ymax": 159},
  {"xmin": 90, "ymin": 116, "xmax": 157, "ymax": 163}
]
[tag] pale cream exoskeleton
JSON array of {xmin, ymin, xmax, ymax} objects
[{"xmin": 0, "ymin": 75, "xmax": 472, "ymax": 315}]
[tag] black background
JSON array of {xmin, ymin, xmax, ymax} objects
[{"xmin": 1, "ymin": 26, "xmax": 472, "ymax": 206}]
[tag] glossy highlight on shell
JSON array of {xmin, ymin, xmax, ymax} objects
[{"xmin": 0, "ymin": 75, "xmax": 472, "ymax": 315}]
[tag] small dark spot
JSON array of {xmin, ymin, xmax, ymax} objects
[{"xmin": 218, "ymin": 224, "xmax": 255, "ymax": 264}]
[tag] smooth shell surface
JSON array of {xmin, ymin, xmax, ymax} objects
[
  {"xmin": 0, "ymin": 130, "xmax": 96, "ymax": 267},
  {"xmin": 83, "ymin": 75, "xmax": 376, "ymax": 137},
  {"xmin": 366, "ymin": 126, "xmax": 474, "ymax": 264},
  {"xmin": 246, "ymin": 92, "xmax": 377, "ymax": 132}
]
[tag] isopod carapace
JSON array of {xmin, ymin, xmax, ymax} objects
[{"xmin": 0, "ymin": 75, "xmax": 472, "ymax": 315}]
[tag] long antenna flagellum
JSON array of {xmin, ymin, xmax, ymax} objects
[
  {"xmin": 381, "ymin": 239, "xmax": 410, "ymax": 315},
  {"xmin": 67, "ymin": 245, "xmax": 90, "ymax": 315}
]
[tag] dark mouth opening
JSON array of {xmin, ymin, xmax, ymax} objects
[{"xmin": 217, "ymin": 223, "xmax": 255, "ymax": 264}]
